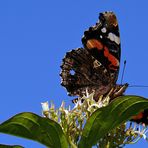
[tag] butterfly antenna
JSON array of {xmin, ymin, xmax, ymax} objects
[
  {"xmin": 120, "ymin": 60, "xmax": 148, "ymax": 87},
  {"xmin": 129, "ymin": 85, "xmax": 148, "ymax": 87},
  {"xmin": 121, "ymin": 60, "xmax": 126, "ymax": 84}
]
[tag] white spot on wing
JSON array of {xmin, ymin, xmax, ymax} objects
[
  {"xmin": 107, "ymin": 33, "xmax": 120, "ymax": 45},
  {"xmin": 93, "ymin": 60, "xmax": 101, "ymax": 68},
  {"xmin": 101, "ymin": 27, "xmax": 107, "ymax": 33}
]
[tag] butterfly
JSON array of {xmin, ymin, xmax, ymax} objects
[
  {"xmin": 60, "ymin": 12, "xmax": 124, "ymax": 100},
  {"xmin": 60, "ymin": 11, "xmax": 147, "ymax": 125}
]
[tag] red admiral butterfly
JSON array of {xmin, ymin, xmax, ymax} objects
[{"xmin": 60, "ymin": 11, "xmax": 147, "ymax": 124}]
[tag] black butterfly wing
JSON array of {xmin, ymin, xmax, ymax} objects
[{"xmin": 82, "ymin": 11, "xmax": 121, "ymax": 83}]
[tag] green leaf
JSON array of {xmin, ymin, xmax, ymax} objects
[
  {"xmin": 0, "ymin": 112, "xmax": 68, "ymax": 148},
  {"xmin": 0, "ymin": 144, "xmax": 23, "ymax": 148},
  {"xmin": 78, "ymin": 95, "xmax": 148, "ymax": 148}
]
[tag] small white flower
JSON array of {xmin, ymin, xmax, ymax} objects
[
  {"xmin": 64, "ymin": 109, "xmax": 69, "ymax": 115},
  {"xmin": 60, "ymin": 101, "xmax": 65, "ymax": 109},
  {"xmin": 73, "ymin": 98, "xmax": 83, "ymax": 109},
  {"xmin": 83, "ymin": 91, "xmax": 95, "ymax": 101},
  {"xmin": 134, "ymin": 125, "xmax": 148, "ymax": 140},
  {"xmin": 98, "ymin": 101, "xmax": 103, "ymax": 108},
  {"xmin": 102, "ymin": 96, "xmax": 110, "ymax": 105},
  {"xmin": 85, "ymin": 88, "xmax": 89, "ymax": 98},
  {"xmin": 88, "ymin": 104, "xmax": 101, "ymax": 112},
  {"xmin": 60, "ymin": 101, "xmax": 69, "ymax": 115},
  {"xmin": 73, "ymin": 91, "xmax": 95, "ymax": 109},
  {"xmin": 68, "ymin": 105, "xmax": 71, "ymax": 111},
  {"xmin": 41, "ymin": 101, "xmax": 49, "ymax": 112}
]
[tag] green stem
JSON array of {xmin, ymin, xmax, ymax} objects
[
  {"xmin": 106, "ymin": 141, "xmax": 110, "ymax": 148},
  {"xmin": 69, "ymin": 141, "xmax": 77, "ymax": 148}
]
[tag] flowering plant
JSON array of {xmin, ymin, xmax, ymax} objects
[{"xmin": 0, "ymin": 90, "xmax": 147, "ymax": 148}]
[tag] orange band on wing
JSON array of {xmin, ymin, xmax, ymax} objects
[
  {"xmin": 86, "ymin": 39, "xmax": 119, "ymax": 70},
  {"xmin": 86, "ymin": 39, "xmax": 103, "ymax": 50},
  {"xmin": 104, "ymin": 46, "xmax": 119, "ymax": 67}
]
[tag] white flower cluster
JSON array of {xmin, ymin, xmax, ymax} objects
[{"xmin": 41, "ymin": 90, "xmax": 148, "ymax": 147}]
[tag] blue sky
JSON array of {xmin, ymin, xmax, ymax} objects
[{"xmin": 0, "ymin": 0, "xmax": 148, "ymax": 147}]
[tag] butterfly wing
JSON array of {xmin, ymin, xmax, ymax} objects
[
  {"xmin": 60, "ymin": 11, "xmax": 121, "ymax": 100},
  {"xmin": 82, "ymin": 11, "xmax": 121, "ymax": 83},
  {"xmin": 60, "ymin": 48, "xmax": 111, "ymax": 98},
  {"xmin": 131, "ymin": 109, "xmax": 148, "ymax": 125}
]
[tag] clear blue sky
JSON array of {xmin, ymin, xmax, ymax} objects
[{"xmin": 0, "ymin": 0, "xmax": 148, "ymax": 147}]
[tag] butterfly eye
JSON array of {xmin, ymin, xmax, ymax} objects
[{"xmin": 70, "ymin": 69, "xmax": 75, "ymax": 75}]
